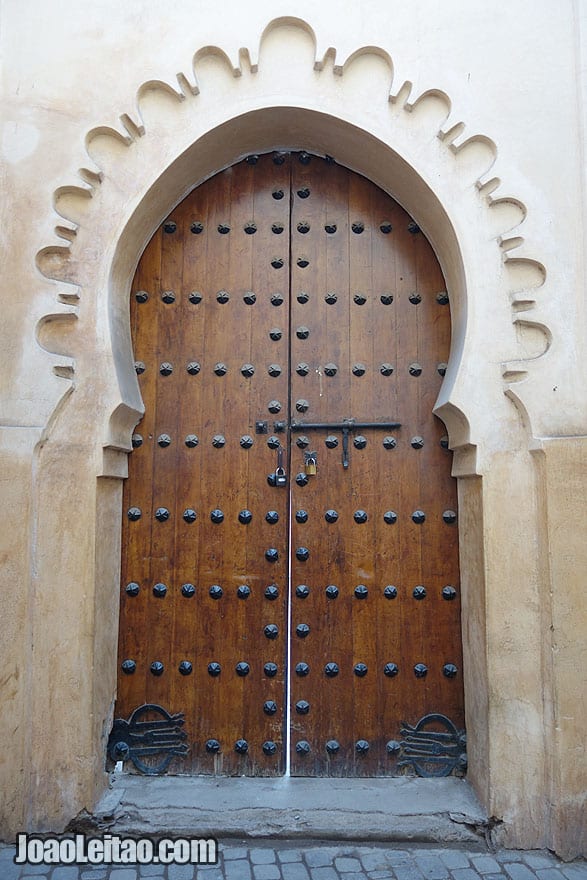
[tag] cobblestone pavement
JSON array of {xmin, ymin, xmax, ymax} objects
[{"xmin": 1, "ymin": 839, "xmax": 586, "ymax": 880}]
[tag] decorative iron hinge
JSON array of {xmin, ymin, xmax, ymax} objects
[
  {"xmin": 398, "ymin": 713, "xmax": 467, "ymax": 778},
  {"xmin": 107, "ymin": 703, "xmax": 189, "ymax": 775}
]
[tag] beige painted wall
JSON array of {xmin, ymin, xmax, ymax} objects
[{"xmin": 0, "ymin": 0, "xmax": 585, "ymax": 858}]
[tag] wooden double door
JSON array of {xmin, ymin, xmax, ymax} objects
[{"xmin": 116, "ymin": 151, "xmax": 464, "ymax": 777}]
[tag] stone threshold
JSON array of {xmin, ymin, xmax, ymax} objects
[{"xmin": 89, "ymin": 775, "xmax": 491, "ymax": 847}]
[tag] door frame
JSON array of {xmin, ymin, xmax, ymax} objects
[{"xmin": 31, "ymin": 23, "xmax": 555, "ymax": 847}]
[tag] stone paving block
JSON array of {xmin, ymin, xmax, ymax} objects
[
  {"xmin": 225, "ymin": 859, "xmax": 254, "ymax": 880},
  {"xmin": 223, "ymin": 849, "xmax": 251, "ymax": 862},
  {"xmin": 335, "ymin": 859, "xmax": 363, "ymax": 874},
  {"xmin": 250, "ymin": 850, "xmax": 277, "ymax": 865},
  {"xmin": 278, "ymin": 853, "xmax": 303, "ymax": 865},
  {"xmin": 308, "ymin": 867, "xmax": 339, "ymax": 880},
  {"xmin": 496, "ymin": 854, "xmax": 525, "ymax": 864},
  {"xmin": 393, "ymin": 864, "xmax": 425, "ymax": 880},
  {"xmin": 382, "ymin": 852, "xmax": 413, "ymax": 868},
  {"xmin": 196, "ymin": 869, "xmax": 224, "ymax": 880},
  {"xmin": 304, "ymin": 850, "xmax": 338, "ymax": 868},
  {"xmin": 281, "ymin": 863, "xmax": 311, "ymax": 880},
  {"xmin": 139, "ymin": 867, "xmax": 168, "ymax": 877},
  {"xmin": 536, "ymin": 870, "xmax": 567, "ymax": 880},
  {"xmin": 523, "ymin": 856, "xmax": 558, "ymax": 870},
  {"xmin": 439, "ymin": 853, "xmax": 471, "ymax": 871},
  {"xmin": 109, "ymin": 870, "xmax": 140, "ymax": 880},
  {"xmin": 18, "ymin": 866, "xmax": 51, "ymax": 876},
  {"xmin": 22, "ymin": 875, "xmax": 51, "ymax": 880},
  {"xmin": 450, "ymin": 869, "xmax": 481, "ymax": 880},
  {"xmin": 470, "ymin": 858, "xmax": 501, "ymax": 875},
  {"xmin": 367, "ymin": 872, "xmax": 394, "ymax": 879},
  {"xmin": 49, "ymin": 868, "xmax": 82, "ymax": 880},
  {"xmin": 81, "ymin": 869, "xmax": 108, "ymax": 879},
  {"xmin": 560, "ymin": 867, "xmax": 587, "ymax": 880},
  {"xmin": 169, "ymin": 863, "xmax": 198, "ymax": 880},
  {"xmin": 503, "ymin": 864, "xmax": 539, "ymax": 880},
  {"xmin": 414, "ymin": 854, "xmax": 450, "ymax": 879},
  {"xmin": 358, "ymin": 853, "xmax": 389, "ymax": 873},
  {"xmin": 482, "ymin": 874, "xmax": 507, "ymax": 880},
  {"xmin": 253, "ymin": 865, "xmax": 282, "ymax": 880},
  {"xmin": 339, "ymin": 872, "xmax": 368, "ymax": 880},
  {"xmin": 0, "ymin": 866, "xmax": 23, "ymax": 880}
]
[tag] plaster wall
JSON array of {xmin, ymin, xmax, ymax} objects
[{"xmin": 0, "ymin": 0, "xmax": 585, "ymax": 859}]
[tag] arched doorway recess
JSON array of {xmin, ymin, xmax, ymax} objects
[{"xmin": 114, "ymin": 151, "xmax": 464, "ymax": 778}]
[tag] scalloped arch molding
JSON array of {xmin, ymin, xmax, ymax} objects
[{"xmin": 36, "ymin": 16, "xmax": 560, "ymax": 470}]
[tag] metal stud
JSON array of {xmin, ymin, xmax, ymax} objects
[
  {"xmin": 214, "ymin": 362, "xmax": 228, "ymax": 377},
  {"xmin": 241, "ymin": 363, "xmax": 255, "ymax": 378},
  {"xmin": 186, "ymin": 362, "xmax": 201, "ymax": 375},
  {"xmin": 161, "ymin": 290, "xmax": 176, "ymax": 304},
  {"xmin": 297, "ymin": 292, "xmax": 309, "ymax": 304},
  {"xmin": 208, "ymin": 662, "xmax": 221, "ymax": 676},
  {"xmin": 188, "ymin": 291, "xmax": 203, "ymax": 304},
  {"xmin": 352, "ymin": 363, "xmax": 366, "ymax": 376},
  {"xmin": 209, "ymin": 585, "xmax": 223, "ymax": 599},
  {"xmin": 412, "ymin": 510, "xmax": 426, "ymax": 524},
  {"xmin": 271, "ymin": 259, "xmax": 284, "ymax": 270},
  {"xmin": 325, "ymin": 292, "xmax": 338, "ymax": 304},
  {"xmin": 296, "ymin": 700, "xmax": 310, "ymax": 715},
  {"xmin": 271, "ymin": 293, "xmax": 284, "ymax": 305},
  {"xmin": 380, "ymin": 293, "xmax": 394, "ymax": 305},
  {"xmin": 265, "ymin": 510, "xmax": 279, "ymax": 524},
  {"xmin": 354, "ymin": 585, "xmax": 368, "ymax": 599},
  {"xmin": 295, "ymin": 509, "xmax": 308, "ymax": 523},
  {"xmin": 182, "ymin": 583, "xmax": 196, "ymax": 598},
  {"xmin": 352, "ymin": 221, "xmax": 365, "ymax": 234},
  {"xmin": 126, "ymin": 582, "xmax": 140, "ymax": 597},
  {"xmin": 354, "ymin": 663, "xmax": 368, "ymax": 677},
  {"xmin": 163, "ymin": 221, "xmax": 177, "ymax": 234},
  {"xmin": 296, "ymin": 547, "xmax": 310, "ymax": 561},
  {"xmin": 185, "ymin": 434, "xmax": 199, "ymax": 448},
  {"xmin": 443, "ymin": 663, "xmax": 458, "ymax": 678},
  {"xmin": 296, "ymin": 326, "xmax": 310, "ymax": 339},
  {"xmin": 354, "ymin": 435, "xmax": 367, "ymax": 449},
  {"xmin": 235, "ymin": 662, "xmax": 250, "ymax": 677},
  {"xmin": 264, "ymin": 662, "xmax": 278, "ymax": 677},
  {"xmin": 440, "ymin": 434, "xmax": 450, "ymax": 449},
  {"xmin": 264, "ymin": 624, "xmax": 279, "ymax": 640},
  {"xmin": 206, "ymin": 739, "xmax": 220, "ymax": 753},
  {"xmin": 409, "ymin": 362, "xmax": 423, "ymax": 376},
  {"xmin": 234, "ymin": 739, "xmax": 249, "ymax": 754},
  {"xmin": 134, "ymin": 361, "xmax": 145, "ymax": 375},
  {"xmin": 295, "ymin": 473, "xmax": 309, "ymax": 487},
  {"xmin": 267, "ymin": 435, "xmax": 280, "ymax": 450},
  {"xmin": 299, "ymin": 152, "xmax": 312, "ymax": 164},
  {"xmin": 272, "ymin": 222, "xmax": 284, "ymax": 234},
  {"xmin": 295, "ymin": 399, "xmax": 309, "ymax": 413},
  {"xmin": 135, "ymin": 290, "xmax": 149, "ymax": 303},
  {"xmin": 325, "ymin": 585, "xmax": 339, "ymax": 599},
  {"xmin": 437, "ymin": 291, "xmax": 449, "ymax": 305},
  {"xmin": 272, "ymin": 189, "xmax": 284, "ymax": 200},
  {"xmin": 131, "ymin": 434, "xmax": 143, "ymax": 448},
  {"xmin": 265, "ymin": 585, "xmax": 279, "ymax": 600},
  {"xmin": 216, "ymin": 290, "xmax": 230, "ymax": 303},
  {"xmin": 159, "ymin": 362, "xmax": 173, "ymax": 376},
  {"xmin": 212, "ymin": 435, "xmax": 226, "ymax": 448},
  {"xmin": 384, "ymin": 662, "xmax": 399, "ymax": 677},
  {"xmin": 384, "ymin": 585, "xmax": 398, "ymax": 599},
  {"xmin": 442, "ymin": 585, "xmax": 457, "ymax": 600},
  {"xmin": 263, "ymin": 701, "xmax": 278, "ymax": 715},
  {"xmin": 210, "ymin": 509, "xmax": 224, "ymax": 524},
  {"xmin": 321, "ymin": 363, "xmax": 337, "ymax": 377},
  {"xmin": 296, "ymin": 362, "xmax": 310, "ymax": 376},
  {"xmin": 243, "ymin": 292, "xmax": 256, "ymax": 305},
  {"xmin": 263, "ymin": 741, "xmax": 277, "ymax": 756},
  {"xmin": 180, "ymin": 507, "xmax": 195, "ymax": 524},
  {"xmin": 408, "ymin": 221, "xmax": 421, "ymax": 234},
  {"xmin": 413, "ymin": 585, "xmax": 427, "ymax": 600},
  {"xmin": 324, "ymin": 662, "xmax": 339, "ymax": 677},
  {"xmin": 324, "ymin": 224, "xmax": 337, "ymax": 234},
  {"xmin": 437, "ymin": 363, "xmax": 448, "ymax": 376},
  {"xmin": 150, "ymin": 661, "xmax": 164, "ymax": 676},
  {"xmin": 190, "ymin": 222, "xmax": 204, "ymax": 234},
  {"xmin": 297, "ymin": 257, "xmax": 309, "ymax": 268},
  {"xmin": 179, "ymin": 661, "xmax": 192, "ymax": 676},
  {"xmin": 244, "ymin": 221, "xmax": 257, "ymax": 235},
  {"xmin": 380, "ymin": 363, "xmax": 394, "ymax": 376},
  {"xmin": 296, "ymin": 662, "xmax": 310, "ymax": 676},
  {"xmin": 237, "ymin": 585, "xmax": 251, "ymax": 599},
  {"xmin": 411, "ymin": 436, "xmax": 424, "ymax": 449},
  {"xmin": 296, "ymin": 584, "xmax": 310, "ymax": 598},
  {"xmin": 265, "ymin": 548, "xmax": 279, "ymax": 563},
  {"xmin": 414, "ymin": 663, "xmax": 428, "ymax": 678},
  {"xmin": 325, "ymin": 509, "xmax": 338, "ymax": 523},
  {"xmin": 153, "ymin": 582, "xmax": 167, "ymax": 598},
  {"xmin": 297, "ymin": 187, "xmax": 310, "ymax": 199},
  {"xmin": 443, "ymin": 510, "xmax": 457, "ymax": 524},
  {"xmin": 296, "ymin": 740, "xmax": 311, "ymax": 755},
  {"xmin": 354, "ymin": 510, "xmax": 368, "ymax": 524},
  {"xmin": 268, "ymin": 364, "xmax": 282, "ymax": 377},
  {"xmin": 325, "ymin": 435, "xmax": 338, "ymax": 448},
  {"xmin": 246, "ymin": 154, "xmax": 259, "ymax": 164},
  {"xmin": 380, "ymin": 221, "xmax": 393, "ymax": 233},
  {"xmin": 386, "ymin": 740, "xmax": 401, "ymax": 754},
  {"xmin": 353, "ymin": 294, "xmax": 367, "ymax": 306},
  {"xmin": 121, "ymin": 659, "xmax": 136, "ymax": 674},
  {"xmin": 383, "ymin": 436, "xmax": 397, "ymax": 449},
  {"xmin": 355, "ymin": 740, "xmax": 370, "ymax": 754},
  {"xmin": 127, "ymin": 507, "xmax": 141, "ymax": 521},
  {"xmin": 409, "ymin": 291, "xmax": 422, "ymax": 305},
  {"xmin": 217, "ymin": 223, "xmax": 230, "ymax": 234},
  {"xmin": 155, "ymin": 507, "xmax": 169, "ymax": 522},
  {"xmin": 326, "ymin": 740, "xmax": 340, "ymax": 754},
  {"xmin": 296, "ymin": 623, "xmax": 310, "ymax": 638},
  {"xmin": 269, "ymin": 328, "xmax": 282, "ymax": 341},
  {"xmin": 268, "ymin": 400, "xmax": 282, "ymax": 414},
  {"xmin": 240, "ymin": 435, "xmax": 254, "ymax": 449}
]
